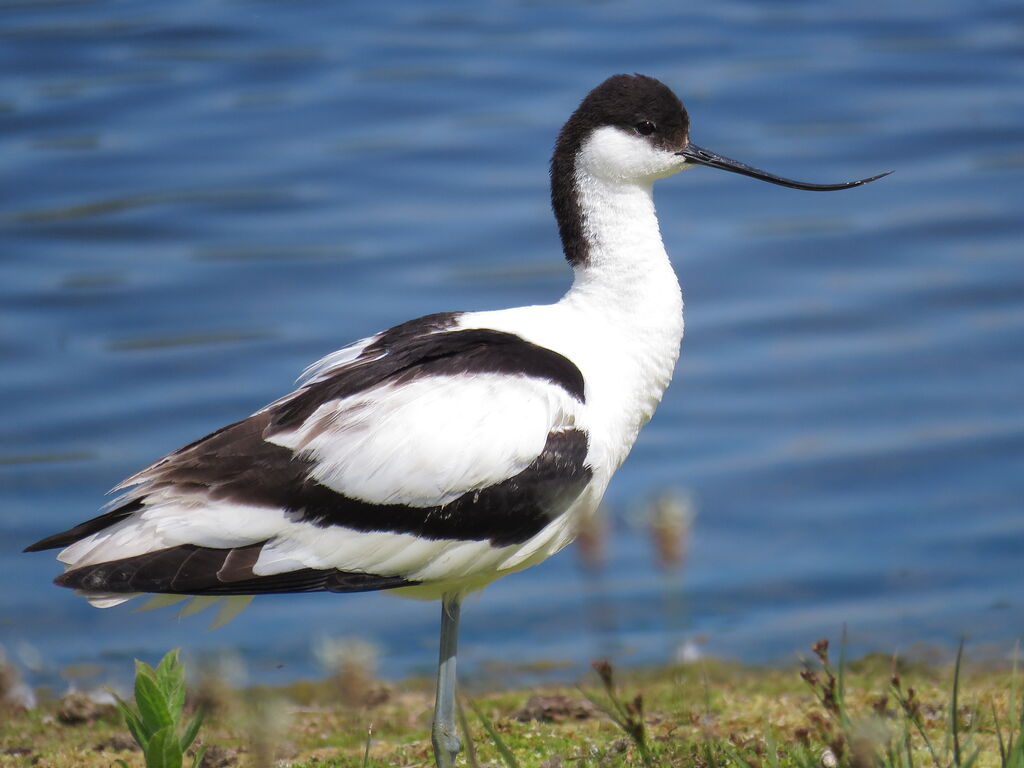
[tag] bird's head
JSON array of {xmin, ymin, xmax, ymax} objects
[{"xmin": 556, "ymin": 73, "xmax": 890, "ymax": 190}]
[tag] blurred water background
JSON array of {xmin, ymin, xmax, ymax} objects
[{"xmin": 2, "ymin": 0, "xmax": 1023, "ymax": 690}]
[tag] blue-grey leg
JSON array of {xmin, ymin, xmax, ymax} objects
[{"xmin": 432, "ymin": 593, "xmax": 463, "ymax": 768}]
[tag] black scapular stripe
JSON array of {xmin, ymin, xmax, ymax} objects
[
  {"xmin": 267, "ymin": 324, "xmax": 586, "ymax": 435},
  {"xmin": 363, "ymin": 311, "xmax": 460, "ymax": 355},
  {"xmin": 55, "ymin": 542, "xmax": 416, "ymax": 595},
  {"xmin": 151, "ymin": 414, "xmax": 590, "ymax": 547},
  {"xmin": 295, "ymin": 427, "xmax": 592, "ymax": 546}
]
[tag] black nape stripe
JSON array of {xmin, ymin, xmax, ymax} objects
[{"xmin": 55, "ymin": 542, "xmax": 416, "ymax": 596}]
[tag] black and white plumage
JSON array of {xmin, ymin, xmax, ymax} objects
[
  {"xmin": 27, "ymin": 74, "xmax": 886, "ymax": 767},
  {"xmin": 31, "ymin": 314, "xmax": 594, "ymax": 602}
]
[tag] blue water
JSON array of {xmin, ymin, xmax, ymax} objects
[{"xmin": 3, "ymin": 0, "xmax": 1023, "ymax": 689}]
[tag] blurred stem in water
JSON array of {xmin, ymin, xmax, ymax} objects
[
  {"xmin": 575, "ymin": 505, "xmax": 621, "ymax": 661},
  {"xmin": 648, "ymin": 490, "xmax": 697, "ymax": 663}
]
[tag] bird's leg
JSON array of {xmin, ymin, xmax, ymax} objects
[{"xmin": 431, "ymin": 592, "xmax": 463, "ymax": 768}]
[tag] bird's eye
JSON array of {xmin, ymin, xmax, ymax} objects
[{"xmin": 635, "ymin": 120, "xmax": 656, "ymax": 136}]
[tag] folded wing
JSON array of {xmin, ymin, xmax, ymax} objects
[{"xmin": 27, "ymin": 312, "xmax": 592, "ymax": 603}]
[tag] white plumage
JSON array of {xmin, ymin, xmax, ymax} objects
[{"xmin": 269, "ymin": 374, "xmax": 578, "ymax": 506}]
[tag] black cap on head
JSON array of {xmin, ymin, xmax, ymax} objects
[
  {"xmin": 555, "ymin": 74, "xmax": 690, "ymax": 158},
  {"xmin": 551, "ymin": 74, "xmax": 690, "ymax": 267}
]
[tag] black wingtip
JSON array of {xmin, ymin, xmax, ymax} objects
[
  {"xmin": 24, "ymin": 535, "xmax": 61, "ymax": 553},
  {"xmin": 22, "ymin": 504, "xmax": 140, "ymax": 555}
]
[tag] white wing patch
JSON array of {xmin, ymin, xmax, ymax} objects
[
  {"xmin": 269, "ymin": 373, "xmax": 580, "ymax": 507},
  {"xmin": 57, "ymin": 500, "xmax": 286, "ymax": 568}
]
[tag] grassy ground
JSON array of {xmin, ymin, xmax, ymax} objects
[{"xmin": 1, "ymin": 642, "xmax": 1021, "ymax": 768}]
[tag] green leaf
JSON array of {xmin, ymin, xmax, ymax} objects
[
  {"xmin": 145, "ymin": 725, "xmax": 184, "ymax": 768},
  {"xmin": 156, "ymin": 650, "xmax": 186, "ymax": 717},
  {"xmin": 136, "ymin": 668, "xmax": 175, "ymax": 733},
  {"xmin": 155, "ymin": 649, "xmax": 179, "ymax": 679},
  {"xmin": 455, "ymin": 699, "xmax": 480, "ymax": 768},
  {"xmin": 180, "ymin": 708, "xmax": 205, "ymax": 752},
  {"xmin": 112, "ymin": 691, "xmax": 149, "ymax": 751},
  {"xmin": 468, "ymin": 700, "xmax": 519, "ymax": 768},
  {"xmin": 189, "ymin": 745, "xmax": 208, "ymax": 768},
  {"xmin": 135, "ymin": 658, "xmax": 158, "ymax": 683}
]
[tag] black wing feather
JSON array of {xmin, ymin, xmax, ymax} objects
[{"xmin": 55, "ymin": 542, "xmax": 416, "ymax": 595}]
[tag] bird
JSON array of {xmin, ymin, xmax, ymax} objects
[{"xmin": 26, "ymin": 73, "xmax": 888, "ymax": 768}]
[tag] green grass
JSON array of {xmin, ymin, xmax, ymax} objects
[{"xmin": 1, "ymin": 642, "xmax": 1021, "ymax": 768}]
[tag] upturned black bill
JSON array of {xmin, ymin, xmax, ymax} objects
[{"xmin": 677, "ymin": 144, "xmax": 891, "ymax": 191}]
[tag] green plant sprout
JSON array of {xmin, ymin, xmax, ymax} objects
[{"xmin": 110, "ymin": 649, "xmax": 206, "ymax": 768}]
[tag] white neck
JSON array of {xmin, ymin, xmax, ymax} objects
[
  {"xmin": 557, "ymin": 164, "xmax": 684, "ymax": 473},
  {"xmin": 565, "ymin": 170, "xmax": 678, "ymax": 304},
  {"xmin": 460, "ymin": 133, "xmax": 686, "ymax": 479}
]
